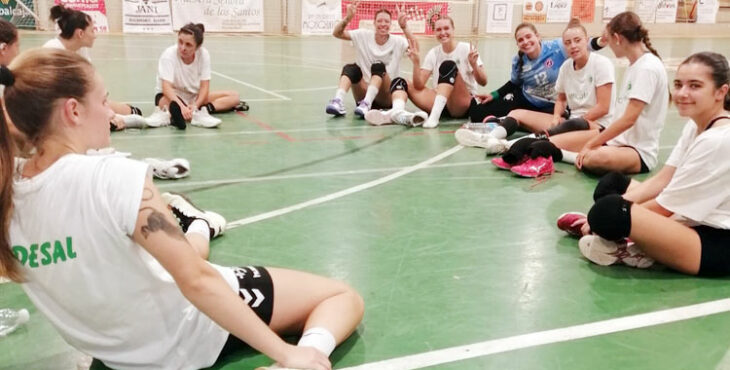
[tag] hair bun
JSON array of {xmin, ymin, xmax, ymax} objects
[{"xmin": 0, "ymin": 65, "xmax": 14, "ymax": 87}]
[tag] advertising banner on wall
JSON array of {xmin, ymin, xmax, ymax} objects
[
  {"xmin": 0, "ymin": 0, "xmax": 36, "ymax": 29},
  {"xmin": 635, "ymin": 0, "xmax": 658, "ymax": 23},
  {"xmin": 55, "ymin": 0, "xmax": 108, "ymax": 32},
  {"xmin": 485, "ymin": 0, "xmax": 513, "ymax": 34},
  {"xmin": 655, "ymin": 0, "xmax": 679, "ymax": 22},
  {"xmin": 602, "ymin": 0, "xmax": 626, "ymax": 20},
  {"xmin": 171, "ymin": 0, "xmax": 263, "ymax": 32},
  {"xmin": 697, "ymin": 0, "xmax": 719, "ymax": 23},
  {"xmin": 342, "ymin": 0, "xmax": 449, "ymax": 35},
  {"xmin": 571, "ymin": 0, "xmax": 595, "ymax": 22},
  {"xmin": 546, "ymin": 0, "xmax": 572, "ymax": 22},
  {"xmin": 302, "ymin": 0, "xmax": 341, "ymax": 35},
  {"xmin": 122, "ymin": 0, "xmax": 172, "ymax": 33},
  {"xmin": 522, "ymin": 0, "xmax": 547, "ymax": 22}
]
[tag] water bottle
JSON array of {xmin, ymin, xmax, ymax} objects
[
  {"xmin": 464, "ymin": 121, "xmax": 499, "ymax": 134},
  {"xmin": 0, "ymin": 308, "xmax": 29, "ymax": 336}
]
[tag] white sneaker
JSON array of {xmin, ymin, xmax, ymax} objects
[
  {"xmin": 454, "ymin": 128, "xmax": 508, "ymax": 154},
  {"xmin": 579, "ymin": 235, "xmax": 654, "ymax": 268},
  {"xmin": 120, "ymin": 114, "xmax": 148, "ymax": 129},
  {"xmin": 143, "ymin": 158, "xmax": 190, "ymax": 179},
  {"xmin": 161, "ymin": 192, "xmax": 226, "ymax": 238},
  {"xmin": 391, "ymin": 110, "xmax": 428, "ymax": 127},
  {"xmin": 365, "ymin": 109, "xmax": 393, "ymax": 126},
  {"xmin": 146, "ymin": 108, "xmax": 171, "ymax": 128},
  {"xmin": 191, "ymin": 106, "xmax": 222, "ymax": 128}
]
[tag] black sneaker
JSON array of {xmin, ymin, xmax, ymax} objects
[
  {"xmin": 168, "ymin": 101, "xmax": 187, "ymax": 130},
  {"xmin": 233, "ymin": 100, "xmax": 249, "ymax": 112},
  {"xmin": 161, "ymin": 192, "xmax": 226, "ymax": 239}
]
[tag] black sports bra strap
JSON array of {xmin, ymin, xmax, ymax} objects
[{"xmin": 707, "ymin": 116, "xmax": 730, "ymax": 130}]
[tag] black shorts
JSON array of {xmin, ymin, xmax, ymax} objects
[
  {"xmin": 622, "ymin": 145, "xmax": 650, "ymax": 174},
  {"xmin": 696, "ymin": 226, "xmax": 730, "ymax": 277},
  {"xmin": 217, "ymin": 266, "xmax": 275, "ymax": 358}
]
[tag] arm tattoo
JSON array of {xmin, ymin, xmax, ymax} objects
[{"xmin": 139, "ymin": 207, "xmax": 187, "ymax": 241}]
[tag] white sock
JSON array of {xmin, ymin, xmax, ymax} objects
[
  {"xmin": 392, "ymin": 98, "xmax": 406, "ymax": 112},
  {"xmin": 335, "ymin": 89, "xmax": 346, "ymax": 101},
  {"xmin": 491, "ymin": 126, "xmax": 508, "ymax": 140},
  {"xmin": 561, "ymin": 149, "xmax": 577, "ymax": 164},
  {"xmin": 186, "ymin": 219, "xmax": 210, "ymax": 242},
  {"xmin": 427, "ymin": 95, "xmax": 448, "ymax": 124},
  {"xmin": 363, "ymin": 85, "xmax": 378, "ymax": 105},
  {"xmin": 297, "ymin": 327, "xmax": 336, "ymax": 357}
]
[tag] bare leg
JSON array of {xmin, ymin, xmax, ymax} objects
[
  {"xmin": 408, "ymin": 83, "xmax": 438, "ymax": 113},
  {"xmin": 629, "ymin": 204, "xmax": 701, "ymax": 274},
  {"xmin": 350, "ymin": 78, "xmax": 368, "ymax": 103},
  {"xmin": 549, "ymin": 129, "xmax": 601, "ymax": 152},
  {"xmin": 206, "ymin": 90, "xmax": 240, "ymax": 112},
  {"xmin": 581, "ymin": 146, "xmax": 643, "ymax": 174},
  {"xmin": 267, "ymin": 268, "xmax": 364, "ymax": 344},
  {"xmin": 110, "ymin": 101, "xmax": 133, "ymax": 115},
  {"xmin": 372, "ymin": 74, "xmax": 393, "ymax": 108},
  {"xmin": 508, "ymin": 109, "xmax": 554, "ymax": 133},
  {"xmin": 443, "ymin": 74, "xmax": 473, "ymax": 118}
]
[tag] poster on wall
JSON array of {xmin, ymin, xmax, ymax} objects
[
  {"xmin": 634, "ymin": 0, "xmax": 658, "ymax": 23},
  {"xmin": 302, "ymin": 0, "xmax": 341, "ymax": 35},
  {"xmin": 697, "ymin": 0, "xmax": 719, "ymax": 23},
  {"xmin": 655, "ymin": 0, "xmax": 679, "ymax": 22},
  {"xmin": 0, "ymin": 0, "xmax": 36, "ymax": 29},
  {"xmin": 171, "ymin": 0, "xmax": 263, "ymax": 32},
  {"xmin": 546, "ymin": 0, "xmax": 572, "ymax": 22},
  {"xmin": 122, "ymin": 0, "xmax": 172, "ymax": 33},
  {"xmin": 571, "ymin": 0, "xmax": 595, "ymax": 22},
  {"xmin": 522, "ymin": 0, "xmax": 547, "ymax": 22},
  {"xmin": 342, "ymin": 0, "xmax": 449, "ymax": 35},
  {"xmin": 55, "ymin": 0, "xmax": 108, "ymax": 32},
  {"xmin": 486, "ymin": 0, "xmax": 513, "ymax": 33},
  {"xmin": 602, "ymin": 0, "xmax": 626, "ymax": 20}
]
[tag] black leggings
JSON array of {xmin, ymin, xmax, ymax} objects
[{"xmin": 469, "ymin": 87, "xmax": 554, "ymax": 122}]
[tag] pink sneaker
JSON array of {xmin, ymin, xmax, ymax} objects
[
  {"xmin": 491, "ymin": 156, "xmax": 527, "ymax": 170},
  {"xmin": 556, "ymin": 212, "xmax": 587, "ymax": 237},
  {"xmin": 510, "ymin": 156, "xmax": 554, "ymax": 178},
  {"xmin": 579, "ymin": 235, "xmax": 654, "ymax": 268}
]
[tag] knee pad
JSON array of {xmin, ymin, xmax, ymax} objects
[
  {"xmin": 547, "ymin": 117, "xmax": 589, "ymax": 136},
  {"xmin": 528, "ymin": 139, "xmax": 562, "ymax": 162},
  {"xmin": 341, "ymin": 63, "xmax": 363, "ymax": 84},
  {"xmin": 370, "ymin": 61, "xmax": 386, "ymax": 78},
  {"xmin": 154, "ymin": 93, "xmax": 164, "ymax": 107},
  {"xmin": 502, "ymin": 137, "xmax": 539, "ymax": 165},
  {"xmin": 593, "ymin": 171, "xmax": 631, "ymax": 201},
  {"xmin": 129, "ymin": 105, "xmax": 142, "ymax": 116},
  {"xmin": 500, "ymin": 116, "xmax": 519, "ymax": 137},
  {"xmin": 437, "ymin": 60, "xmax": 458, "ymax": 85},
  {"xmin": 587, "ymin": 194, "xmax": 633, "ymax": 241},
  {"xmin": 390, "ymin": 77, "xmax": 408, "ymax": 94}
]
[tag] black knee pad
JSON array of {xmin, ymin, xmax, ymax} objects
[
  {"xmin": 371, "ymin": 61, "xmax": 386, "ymax": 78},
  {"xmin": 341, "ymin": 63, "xmax": 363, "ymax": 84},
  {"xmin": 500, "ymin": 116, "xmax": 519, "ymax": 137},
  {"xmin": 587, "ymin": 194, "xmax": 633, "ymax": 241},
  {"xmin": 593, "ymin": 171, "xmax": 631, "ymax": 201},
  {"xmin": 390, "ymin": 77, "xmax": 408, "ymax": 94},
  {"xmin": 547, "ymin": 117, "xmax": 590, "ymax": 136},
  {"xmin": 168, "ymin": 101, "xmax": 186, "ymax": 130},
  {"xmin": 437, "ymin": 60, "xmax": 458, "ymax": 85},
  {"xmin": 502, "ymin": 137, "xmax": 539, "ymax": 165},
  {"xmin": 129, "ymin": 105, "xmax": 142, "ymax": 116},
  {"xmin": 154, "ymin": 93, "xmax": 164, "ymax": 106},
  {"xmin": 528, "ymin": 139, "xmax": 563, "ymax": 162}
]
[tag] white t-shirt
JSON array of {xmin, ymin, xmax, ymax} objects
[
  {"xmin": 422, "ymin": 42, "xmax": 484, "ymax": 95},
  {"xmin": 349, "ymin": 29, "xmax": 408, "ymax": 83},
  {"xmin": 607, "ymin": 52, "xmax": 668, "ymax": 170},
  {"xmin": 42, "ymin": 37, "xmax": 91, "ymax": 61},
  {"xmin": 156, "ymin": 45, "xmax": 212, "ymax": 105},
  {"xmin": 11, "ymin": 154, "xmax": 238, "ymax": 370},
  {"xmin": 554, "ymin": 52, "xmax": 616, "ymax": 128},
  {"xmin": 656, "ymin": 120, "xmax": 730, "ymax": 229}
]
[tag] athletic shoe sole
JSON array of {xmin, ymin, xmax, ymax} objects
[
  {"xmin": 579, "ymin": 235, "xmax": 619, "ymax": 266},
  {"xmin": 365, "ymin": 110, "xmax": 392, "ymax": 126},
  {"xmin": 454, "ymin": 128, "xmax": 488, "ymax": 147}
]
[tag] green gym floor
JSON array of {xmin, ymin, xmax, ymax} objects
[{"xmin": 2, "ymin": 32, "xmax": 730, "ymax": 370}]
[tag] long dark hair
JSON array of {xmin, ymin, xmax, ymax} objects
[
  {"xmin": 514, "ymin": 22, "xmax": 538, "ymax": 82},
  {"xmin": 607, "ymin": 11, "xmax": 660, "ymax": 59},
  {"xmin": 680, "ymin": 52, "xmax": 730, "ymax": 110},
  {"xmin": 50, "ymin": 4, "xmax": 92, "ymax": 40},
  {"xmin": 0, "ymin": 49, "xmax": 94, "ymax": 282}
]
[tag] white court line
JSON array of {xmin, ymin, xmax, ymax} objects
[
  {"xmin": 211, "ymin": 71, "xmax": 291, "ymax": 101},
  {"xmin": 273, "ymin": 86, "xmax": 338, "ymax": 93},
  {"xmin": 226, "ymin": 146, "xmax": 463, "ymax": 229},
  {"xmin": 111, "ymin": 125, "xmax": 402, "ymax": 140},
  {"xmin": 342, "ymin": 298, "xmax": 730, "ymax": 370},
  {"xmin": 157, "ymin": 160, "xmax": 485, "ymax": 189}
]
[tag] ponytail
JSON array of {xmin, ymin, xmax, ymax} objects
[
  {"xmin": 50, "ymin": 4, "xmax": 92, "ymax": 40},
  {"xmin": 607, "ymin": 11, "xmax": 661, "ymax": 59},
  {"xmin": 0, "ymin": 65, "xmax": 21, "ymax": 282}
]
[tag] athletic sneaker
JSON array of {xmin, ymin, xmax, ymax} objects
[
  {"xmin": 556, "ymin": 212, "xmax": 587, "ymax": 237},
  {"xmin": 491, "ymin": 156, "xmax": 525, "ymax": 170},
  {"xmin": 161, "ymin": 192, "xmax": 226, "ymax": 239},
  {"xmin": 510, "ymin": 156, "xmax": 554, "ymax": 178},
  {"xmin": 354, "ymin": 101, "xmax": 370, "ymax": 119},
  {"xmin": 146, "ymin": 108, "xmax": 171, "ymax": 128},
  {"xmin": 365, "ymin": 109, "xmax": 392, "ymax": 126},
  {"xmin": 120, "ymin": 114, "xmax": 148, "ymax": 129},
  {"xmin": 143, "ymin": 158, "xmax": 191, "ymax": 180},
  {"xmin": 191, "ymin": 106, "xmax": 222, "ymax": 128},
  {"xmin": 454, "ymin": 129, "xmax": 508, "ymax": 154},
  {"xmin": 326, "ymin": 98, "xmax": 346, "ymax": 116},
  {"xmin": 233, "ymin": 100, "xmax": 249, "ymax": 112},
  {"xmin": 395, "ymin": 110, "xmax": 427, "ymax": 127},
  {"xmin": 579, "ymin": 235, "xmax": 654, "ymax": 268}
]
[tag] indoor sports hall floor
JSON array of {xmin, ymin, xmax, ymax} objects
[{"xmin": 2, "ymin": 32, "xmax": 730, "ymax": 370}]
